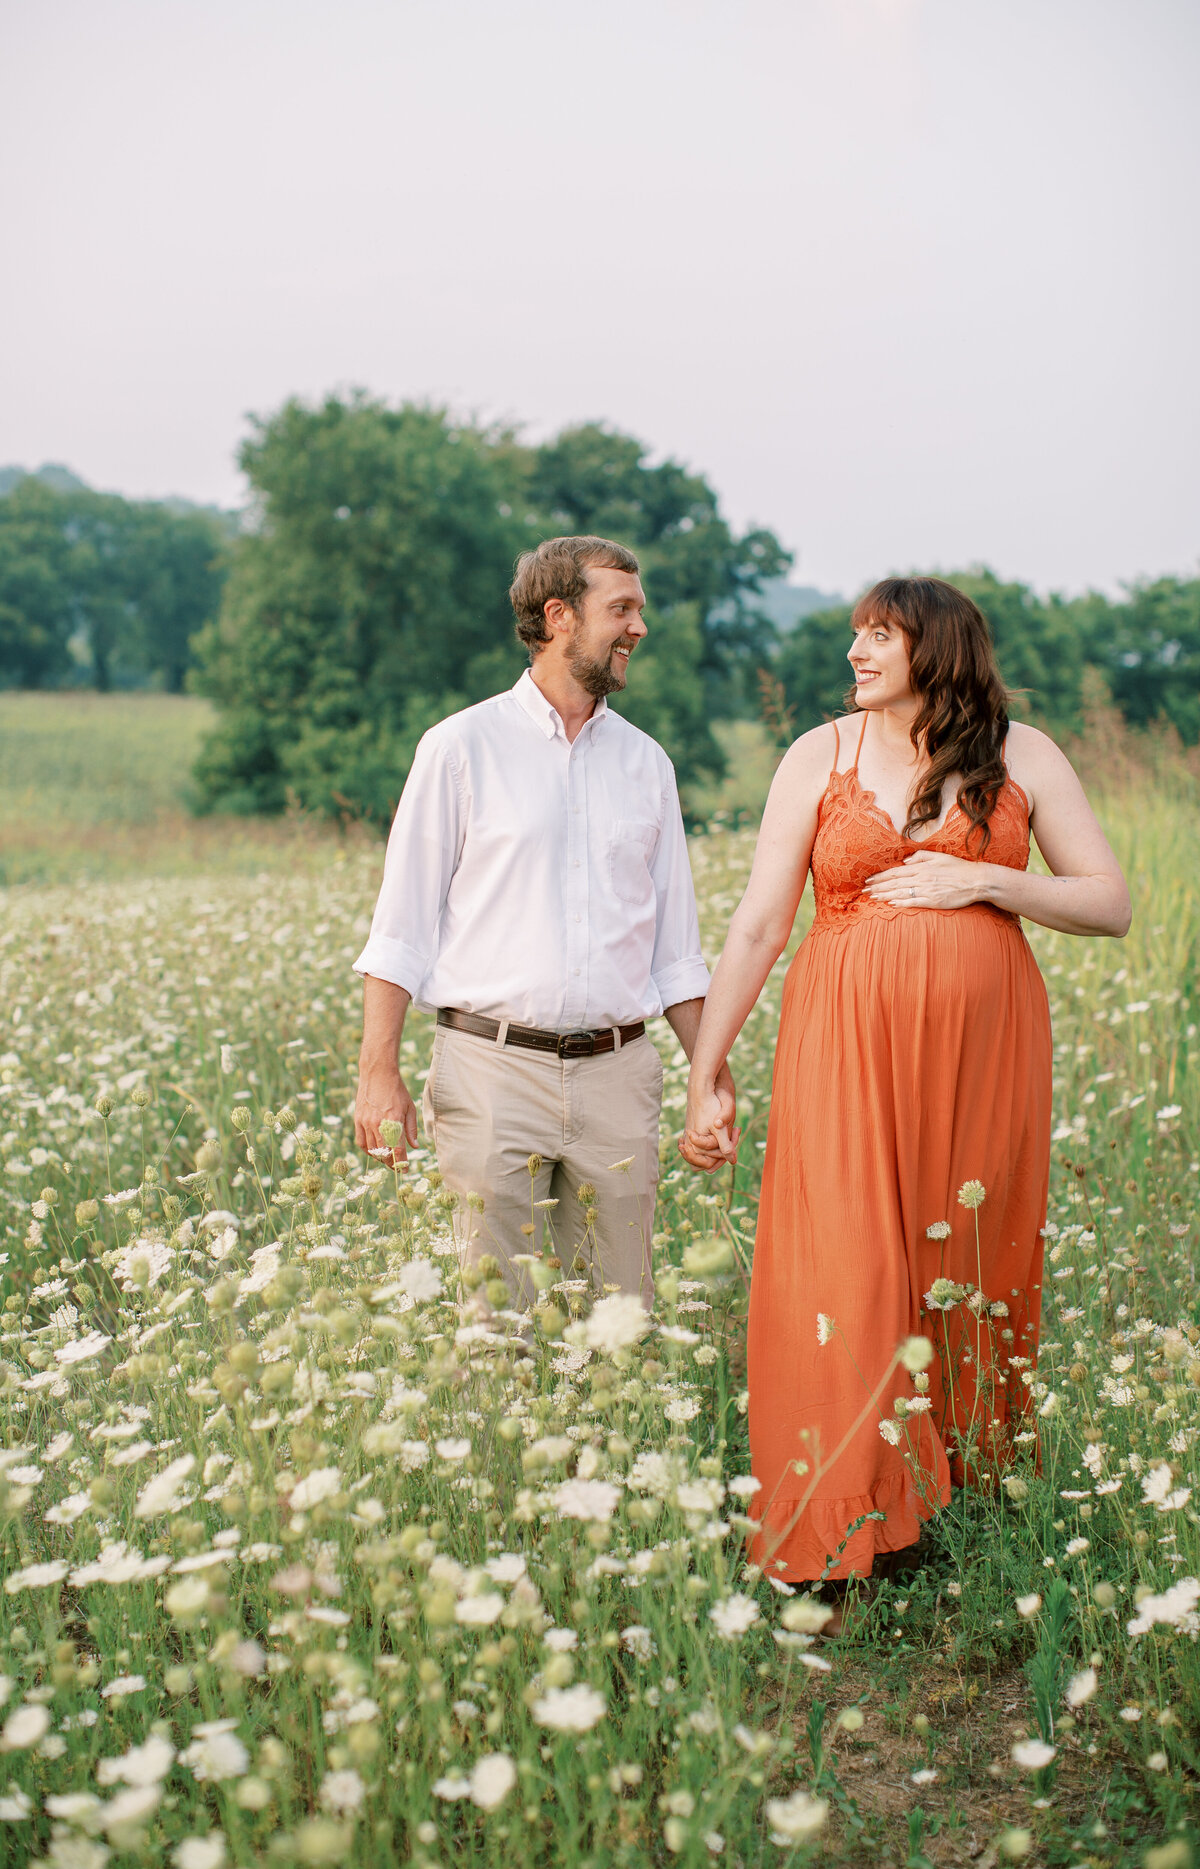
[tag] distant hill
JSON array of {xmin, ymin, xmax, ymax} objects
[
  {"xmin": 0, "ymin": 462, "xmax": 90, "ymax": 497},
  {"xmin": 757, "ymin": 578, "xmax": 845, "ymax": 632}
]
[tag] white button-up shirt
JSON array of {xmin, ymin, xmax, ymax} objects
[{"xmin": 353, "ymin": 670, "xmax": 710, "ymax": 1029}]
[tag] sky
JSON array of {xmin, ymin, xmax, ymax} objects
[{"xmin": 2, "ymin": 0, "xmax": 1197, "ymax": 599}]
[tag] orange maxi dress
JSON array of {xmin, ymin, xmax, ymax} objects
[{"xmin": 748, "ymin": 714, "xmax": 1052, "ymax": 1582}]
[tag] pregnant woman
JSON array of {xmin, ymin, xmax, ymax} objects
[{"xmin": 682, "ymin": 577, "xmax": 1130, "ymax": 1591}]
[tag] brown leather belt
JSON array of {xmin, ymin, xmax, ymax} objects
[{"xmin": 437, "ymin": 1007, "xmax": 645, "ymax": 1059}]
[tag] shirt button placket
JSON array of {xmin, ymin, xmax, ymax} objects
[{"xmin": 565, "ymin": 737, "xmax": 586, "ymax": 1026}]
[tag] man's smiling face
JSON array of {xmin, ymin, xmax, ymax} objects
[{"xmin": 564, "ymin": 566, "xmax": 648, "ymax": 698}]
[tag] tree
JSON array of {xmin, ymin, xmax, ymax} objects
[
  {"xmin": 527, "ymin": 423, "xmax": 791, "ymax": 712},
  {"xmin": 773, "ymin": 569, "xmax": 1098, "ymax": 744},
  {"xmin": 0, "ymin": 479, "xmax": 76, "ymax": 687},
  {"xmin": 1093, "ymin": 578, "xmax": 1200, "ymax": 743},
  {"xmin": 192, "ymin": 395, "xmax": 532, "ymax": 821},
  {"xmin": 193, "ymin": 399, "xmax": 787, "ymax": 821},
  {"xmin": 0, "ymin": 476, "xmax": 227, "ymax": 691}
]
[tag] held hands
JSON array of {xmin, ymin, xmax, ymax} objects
[
  {"xmin": 679, "ymin": 1063, "xmax": 740, "ymax": 1173},
  {"xmin": 354, "ymin": 1065, "xmax": 419, "ymax": 1169},
  {"xmin": 862, "ymin": 848, "xmax": 990, "ymax": 911}
]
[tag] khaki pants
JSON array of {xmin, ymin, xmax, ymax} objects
[{"xmin": 422, "ymin": 1025, "xmax": 664, "ymax": 1307}]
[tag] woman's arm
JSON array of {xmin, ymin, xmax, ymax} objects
[
  {"xmin": 863, "ymin": 724, "xmax": 1131, "ymax": 937},
  {"xmin": 681, "ymin": 724, "xmax": 833, "ymax": 1167}
]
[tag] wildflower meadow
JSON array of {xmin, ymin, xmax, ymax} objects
[{"xmin": 0, "ymin": 721, "xmax": 1197, "ymax": 1868}]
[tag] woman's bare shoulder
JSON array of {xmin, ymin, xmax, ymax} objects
[{"xmin": 768, "ymin": 721, "xmax": 840, "ymax": 810}]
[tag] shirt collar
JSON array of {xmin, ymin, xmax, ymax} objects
[{"xmin": 512, "ymin": 667, "xmax": 608, "ymax": 740}]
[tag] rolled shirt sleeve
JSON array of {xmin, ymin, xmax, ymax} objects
[
  {"xmin": 648, "ymin": 766, "xmax": 711, "ymax": 1010},
  {"xmin": 352, "ymin": 729, "xmax": 464, "ymax": 999}
]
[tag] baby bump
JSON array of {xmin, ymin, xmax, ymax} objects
[{"xmin": 783, "ymin": 906, "xmax": 1051, "ymax": 1062}]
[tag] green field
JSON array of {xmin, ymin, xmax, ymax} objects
[
  {"xmin": 0, "ymin": 694, "xmax": 365, "ymax": 887},
  {"xmin": 0, "ymin": 697, "xmax": 1196, "ymax": 1866}
]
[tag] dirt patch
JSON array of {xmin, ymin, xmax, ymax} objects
[{"xmin": 774, "ymin": 1649, "xmax": 1121, "ymax": 1866}]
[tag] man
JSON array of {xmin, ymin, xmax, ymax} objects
[{"xmin": 352, "ymin": 534, "xmax": 735, "ymax": 1306}]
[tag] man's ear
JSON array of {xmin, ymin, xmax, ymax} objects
[{"xmin": 542, "ymin": 597, "xmax": 575, "ymax": 638}]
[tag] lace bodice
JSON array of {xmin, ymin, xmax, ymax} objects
[{"xmin": 811, "ymin": 752, "xmax": 1031, "ymax": 928}]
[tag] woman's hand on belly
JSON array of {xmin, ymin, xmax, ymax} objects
[{"xmin": 863, "ymin": 849, "xmax": 993, "ymax": 911}]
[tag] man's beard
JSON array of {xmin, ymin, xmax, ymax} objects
[{"xmin": 566, "ymin": 630, "xmax": 632, "ymax": 699}]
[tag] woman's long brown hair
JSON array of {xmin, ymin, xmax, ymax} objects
[{"xmin": 847, "ymin": 576, "xmax": 1010, "ymax": 849}]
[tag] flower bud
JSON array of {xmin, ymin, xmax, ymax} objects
[
  {"xmin": 231, "ymin": 1107, "xmax": 253, "ymax": 1134},
  {"xmin": 75, "ymin": 1200, "xmax": 99, "ymax": 1229},
  {"xmin": 94, "ymin": 1094, "xmax": 114, "ymax": 1119}
]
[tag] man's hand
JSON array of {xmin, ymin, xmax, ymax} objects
[
  {"xmin": 680, "ymin": 1063, "xmax": 741, "ymax": 1173},
  {"xmin": 354, "ymin": 1064, "xmax": 419, "ymax": 1168}
]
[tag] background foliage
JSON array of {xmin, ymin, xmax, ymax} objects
[{"xmin": 4, "ymin": 406, "xmax": 1199, "ymax": 828}]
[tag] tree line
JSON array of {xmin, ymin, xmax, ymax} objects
[
  {"xmin": 2, "ymin": 400, "xmax": 1197, "ymax": 821},
  {"xmin": 0, "ymin": 472, "xmax": 230, "ymax": 693}
]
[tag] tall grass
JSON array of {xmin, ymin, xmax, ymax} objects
[{"xmin": 0, "ymin": 704, "xmax": 1196, "ymax": 1865}]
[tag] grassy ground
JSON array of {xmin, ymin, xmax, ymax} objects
[
  {"xmin": 0, "ymin": 694, "xmax": 363, "ymax": 886},
  {"xmin": 0, "ymin": 697, "xmax": 1196, "ymax": 1866}
]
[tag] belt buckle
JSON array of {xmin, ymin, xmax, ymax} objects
[{"xmin": 557, "ymin": 1030, "xmax": 595, "ymax": 1059}]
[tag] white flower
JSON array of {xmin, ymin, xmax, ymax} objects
[
  {"xmin": 628, "ymin": 1451, "xmax": 687, "ymax": 1497},
  {"xmin": 727, "ymin": 1474, "xmax": 762, "ymax": 1498},
  {"xmin": 134, "ymin": 1454, "xmax": 196, "ymax": 1519},
  {"xmin": 621, "ymin": 1625, "xmax": 655, "ymax": 1660},
  {"xmin": 398, "ymin": 1257, "xmax": 443, "ymax": 1302},
  {"xmin": 1010, "ymin": 1738, "xmax": 1055, "ymax": 1770},
  {"xmin": 555, "ymin": 1479, "xmax": 621, "ymax": 1523},
  {"xmin": 101, "ymin": 1674, "xmax": 148, "ymax": 1698},
  {"xmin": 0, "ymin": 1703, "xmax": 50, "ymax": 1750},
  {"xmin": 484, "ymin": 1554, "xmax": 527, "ymax": 1583},
  {"xmin": 319, "ymin": 1769, "xmax": 365, "ymax": 1814},
  {"xmin": 455, "ymin": 1594, "xmax": 505, "ymax": 1626},
  {"xmin": 879, "ymin": 1419, "xmax": 902, "ymax": 1446},
  {"xmin": 816, "ymin": 1313, "xmax": 835, "ymax": 1346},
  {"xmin": 180, "ymin": 1721, "xmax": 250, "ymax": 1782},
  {"xmin": 911, "ymin": 1768, "xmax": 938, "ymax": 1784},
  {"xmin": 664, "ymin": 1397, "xmax": 701, "ymax": 1424},
  {"xmin": 113, "ymin": 1239, "xmax": 175, "ymax": 1290},
  {"xmin": 289, "ymin": 1468, "xmax": 342, "ymax": 1510},
  {"xmin": 925, "ymin": 1220, "xmax": 952, "ymax": 1240},
  {"xmin": 54, "ymin": 1329, "xmax": 111, "ymax": 1366},
  {"xmin": 174, "ymin": 1837, "xmax": 227, "ymax": 1869},
  {"xmin": 435, "ymin": 1439, "xmax": 471, "ymax": 1461},
  {"xmin": 1015, "ymin": 1594, "xmax": 1042, "ymax": 1619},
  {"xmin": 765, "ymin": 1788, "xmax": 829, "ymax": 1840},
  {"xmin": 957, "ymin": 1180, "xmax": 986, "ymax": 1209},
  {"xmin": 1063, "ymin": 1537, "xmax": 1090, "ymax": 1557},
  {"xmin": 1155, "ymin": 1104, "xmax": 1182, "ymax": 1122},
  {"xmin": 543, "ymin": 1628, "xmax": 578, "ymax": 1652},
  {"xmin": 0, "ymin": 1788, "xmax": 32, "ymax": 1819},
  {"xmin": 1065, "ymin": 1668, "xmax": 1097, "ymax": 1708},
  {"xmin": 709, "ymin": 1594, "xmax": 760, "ymax": 1639},
  {"xmin": 1126, "ymin": 1577, "xmax": 1200, "ymax": 1638},
  {"xmin": 4, "ymin": 1559, "xmax": 69, "ymax": 1594},
  {"xmin": 532, "ymin": 1684, "xmax": 607, "ymax": 1732},
  {"xmin": 583, "ymin": 1293, "xmax": 650, "ymax": 1352},
  {"xmin": 102, "ymin": 1783, "xmax": 163, "ymax": 1836},
  {"xmin": 675, "ymin": 1480, "xmax": 725, "ymax": 1514},
  {"xmin": 433, "ymin": 1774, "xmax": 472, "ymax": 1800},
  {"xmin": 897, "ymin": 1335, "xmax": 934, "ymax": 1373},
  {"xmin": 97, "ymin": 1734, "xmax": 176, "ymax": 1787},
  {"xmin": 103, "ymin": 1187, "xmax": 141, "ymax": 1206},
  {"xmin": 70, "ymin": 1540, "xmax": 171, "ymax": 1586},
  {"xmin": 469, "ymin": 1753, "xmax": 516, "ymax": 1811}
]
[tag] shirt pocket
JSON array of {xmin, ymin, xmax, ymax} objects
[{"xmin": 608, "ymin": 819, "xmax": 658, "ymax": 906}]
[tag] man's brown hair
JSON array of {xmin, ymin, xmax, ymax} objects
[{"xmin": 509, "ymin": 535, "xmax": 640, "ymax": 655}]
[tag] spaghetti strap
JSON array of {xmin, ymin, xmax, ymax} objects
[
  {"xmin": 828, "ymin": 719, "xmax": 842, "ymax": 780},
  {"xmin": 851, "ymin": 710, "xmax": 869, "ymax": 773}
]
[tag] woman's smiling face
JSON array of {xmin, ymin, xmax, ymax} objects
[{"xmin": 847, "ymin": 614, "xmax": 915, "ymax": 711}]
